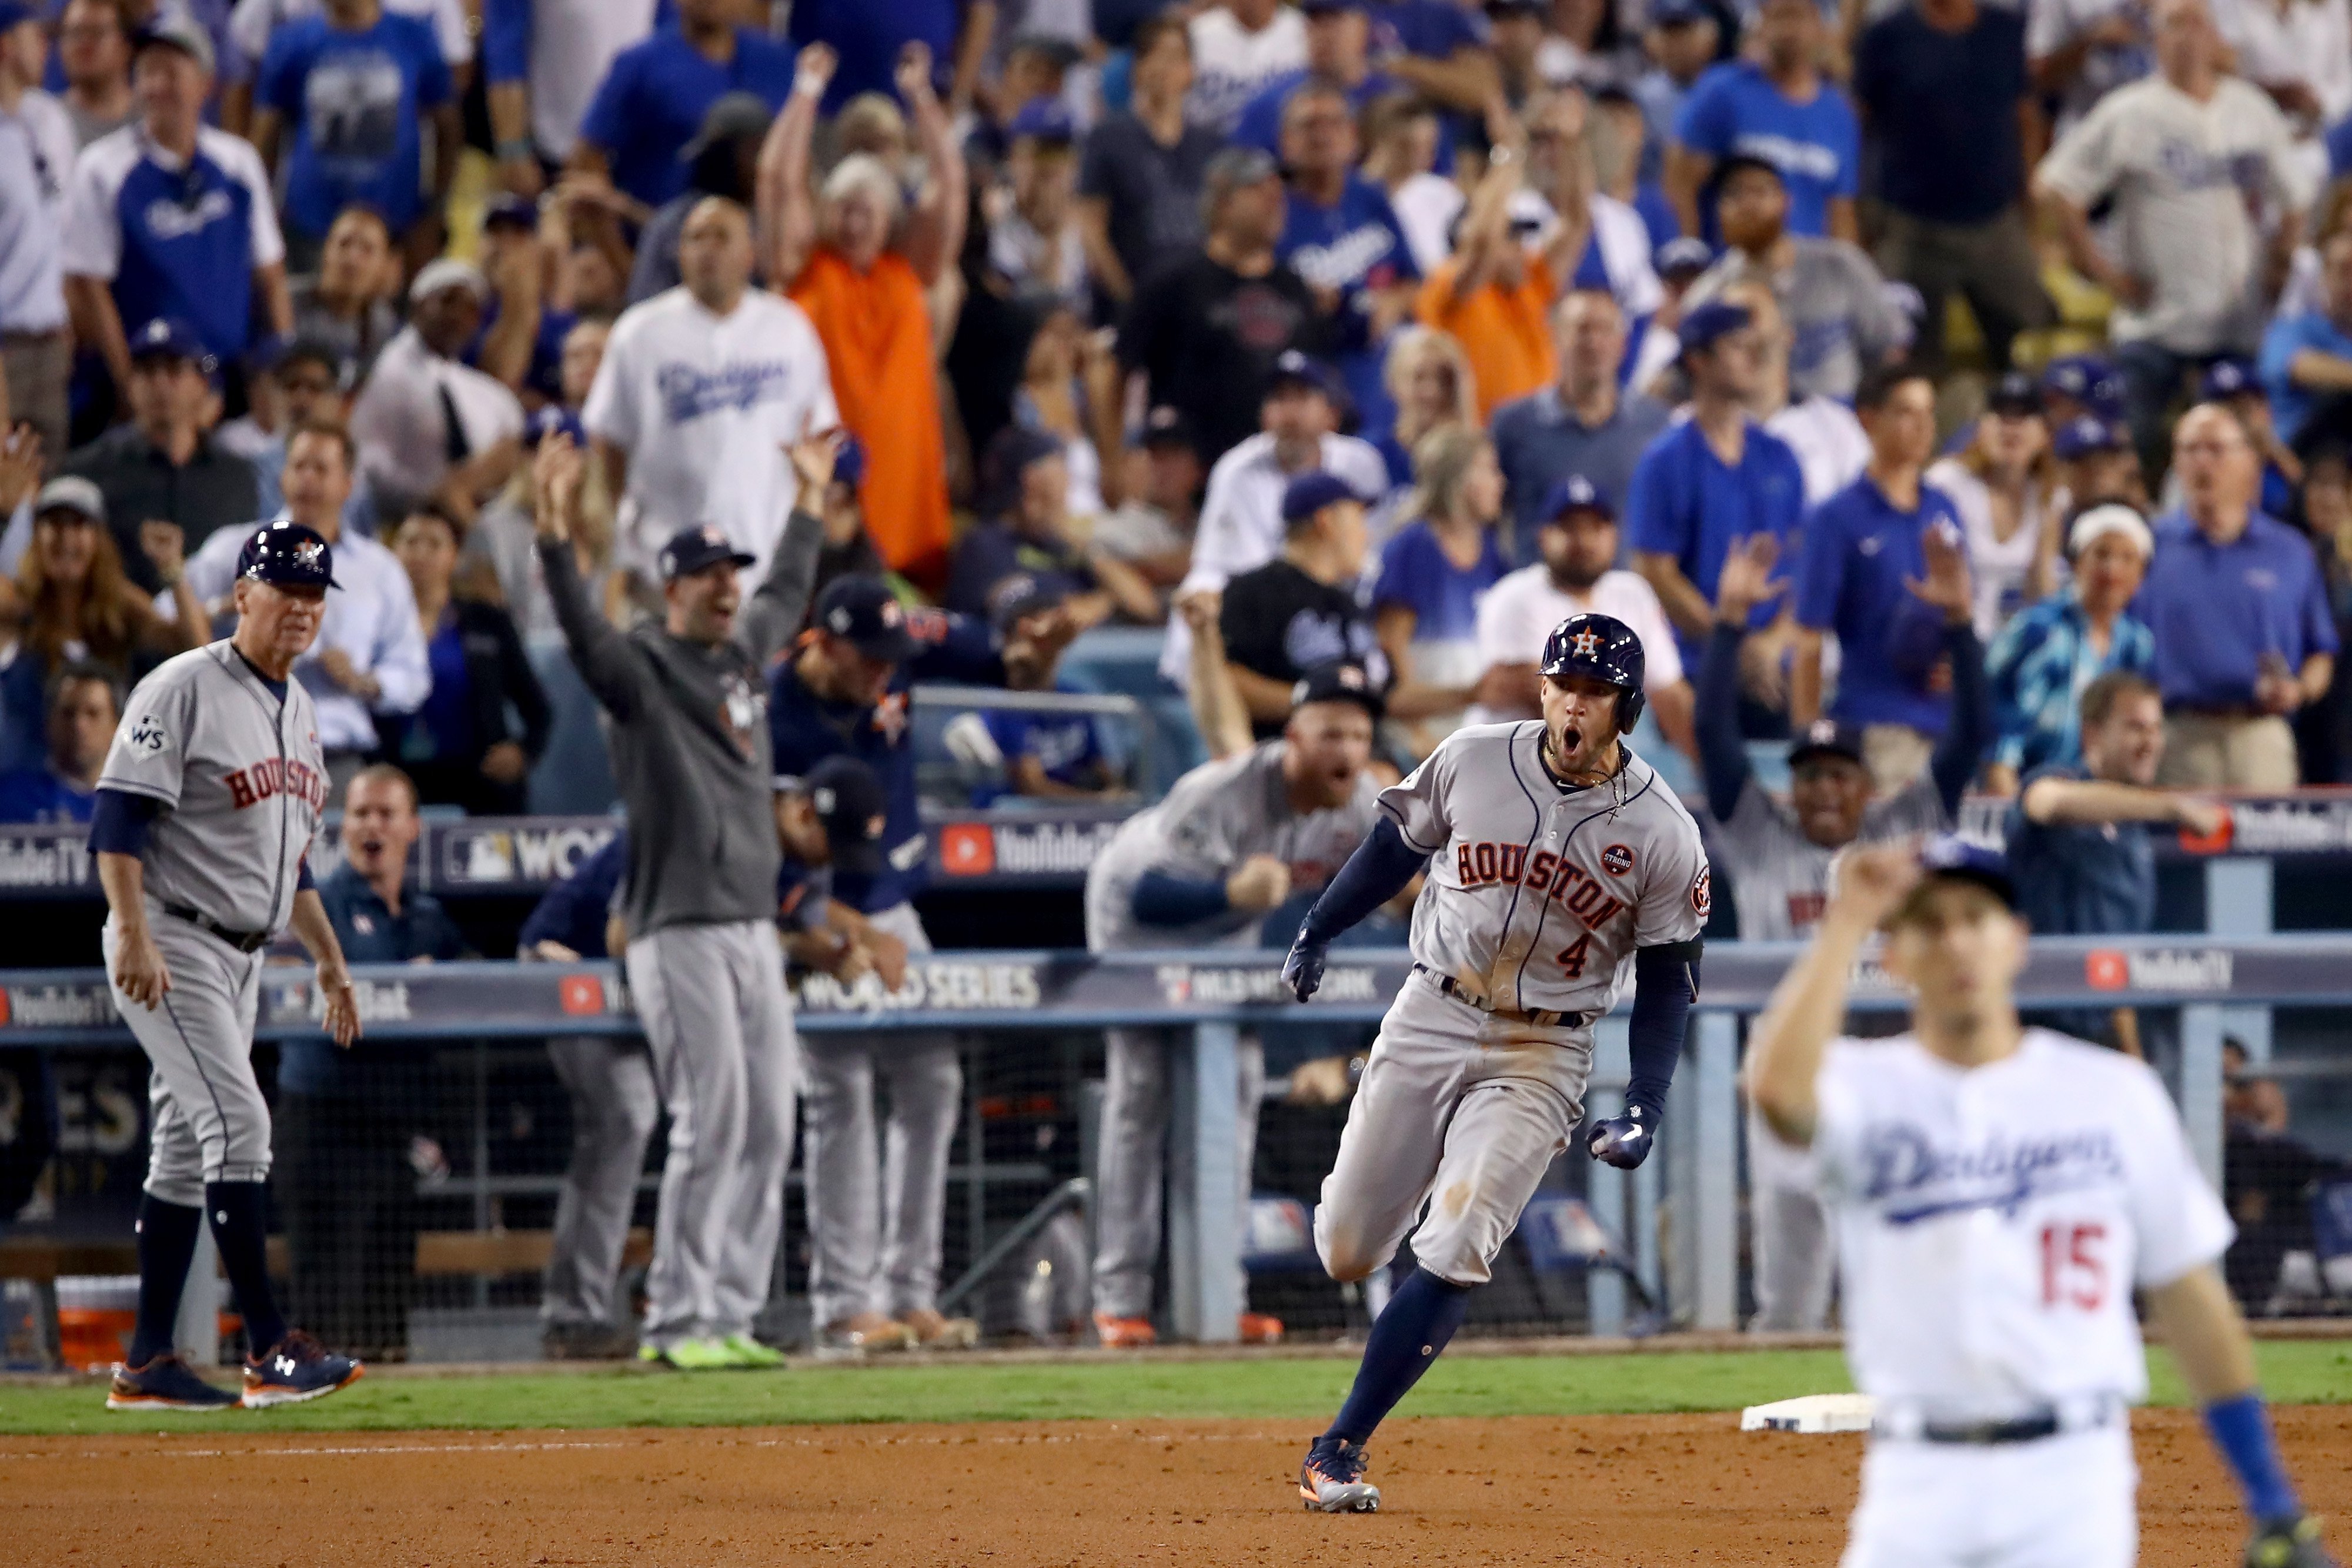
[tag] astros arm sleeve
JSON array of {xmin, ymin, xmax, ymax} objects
[
  {"xmin": 1694, "ymin": 623, "xmax": 1753, "ymax": 825},
  {"xmin": 1626, "ymin": 937, "xmax": 1703, "ymax": 1121},
  {"xmin": 1132, "ymin": 870, "xmax": 1232, "ymax": 927},
  {"xmin": 86, "ymin": 787, "xmax": 162, "ymax": 857},
  {"xmin": 1296, "ymin": 819, "xmax": 1428, "ymax": 948},
  {"xmin": 1929, "ymin": 622, "xmax": 1991, "ymax": 817}
]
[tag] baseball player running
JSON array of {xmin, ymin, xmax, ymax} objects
[
  {"xmin": 534, "ymin": 429, "xmax": 824, "ymax": 1370},
  {"xmin": 95, "ymin": 520, "xmax": 366, "ymax": 1410},
  {"xmin": 1745, "ymin": 837, "xmax": 2333, "ymax": 1568},
  {"xmin": 1280, "ymin": 612, "xmax": 1709, "ymax": 1512},
  {"xmin": 1085, "ymin": 659, "xmax": 1388, "ymax": 1349}
]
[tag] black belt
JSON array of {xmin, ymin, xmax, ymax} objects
[
  {"xmin": 1879, "ymin": 1400, "xmax": 2119, "ymax": 1446},
  {"xmin": 162, "ymin": 902, "xmax": 271, "ymax": 954},
  {"xmin": 1412, "ymin": 964, "xmax": 1586, "ymax": 1029}
]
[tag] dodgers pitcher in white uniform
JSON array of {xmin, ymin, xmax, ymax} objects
[
  {"xmin": 92, "ymin": 520, "xmax": 368, "ymax": 1411},
  {"xmin": 1280, "ymin": 613, "xmax": 1710, "ymax": 1512},
  {"xmin": 1745, "ymin": 836, "xmax": 2333, "ymax": 1568}
]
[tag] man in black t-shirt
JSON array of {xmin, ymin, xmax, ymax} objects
[
  {"xmin": 1220, "ymin": 471, "xmax": 1390, "ymax": 738},
  {"xmin": 1118, "ymin": 146, "xmax": 1327, "ymax": 465},
  {"xmin": 1077, "ymin": 15, "xmax": 1228, "ymax": 310}
]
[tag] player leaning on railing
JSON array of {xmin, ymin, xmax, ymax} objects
[{"xmin": 1745, "ymin": 835, "xmax": 2333, "ymax": 1568}]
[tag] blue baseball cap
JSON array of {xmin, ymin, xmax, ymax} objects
[
  {"xmin": 524, "ymin": 405, "xmax": 585, "ymax": 449},
  {"xmin": 1648, "ymin": 0, "xmax": 1713, "ymax": 25},
  {"xmin": 1677, "ymin": 300, "xmax": 1751, "ymax": 359},
  {"xmin": 1786, "ymin": 717, "xmax": 1865, "ymax": 768},
  {"xmin": 2053, "ymin": 414, "xmax": 2127, "ymax": 460},
  {"xmin": 657, "ymin": 523, "xmax": 754, "ymax": 582},
  {"xmin": 1654, "ymin": 236, "xmax": 1715, "ymax": 280},
  {"xmin": 814, "ymin": 574, "xmax": 920, "ymax": 663},
  {"xmin": 2200, "ymin": 357, "xmax": 2260, "ymax": 402},
  {"xmin": 985, "ymin": 573, "xmax": 1067, "ymax": 637},
  {"xmin": 1007, "ymin": 96, "xmax": 1077, "ymax": 143},
  {"xmin": 128, "ymin": 316, "xmax": 212, "ymax": 369},
  {"xmin": 1291, "ymin": 658, "xmax": 1385, "ymax": 720},
  {"xmin": 1267, "ymin": 349, "xmax": 1341, "ymax": 402},
  {"xmin": 1900, "ymin": 834, "xmax": 2019, "ymax": 916},
  {"xmin": 2041, "ymin": 353, "xmax": 2124, "ymax": 417},
  {"xmin": 0, "ymin": 4, "xmax": 41, "ymax": 32},
  {"xmin": 1539, "ymin": 473, "xmax": 1613, "ymax": 522},
  {"xmin": 1986, "ymin": 370, "xmax": 2042, "ymax": 417},
  {"xmin": 482, "ymin": 192, "xmax": 537, "ymax": 232},
  {"xmin": 833, "ymin": 431, "xmax": 867, "ymax": 489},
  {"xmin": 236, "ymin": 519, "xmax": 340, "ymax": 591},
  {"xmin": 1281, "ymin": 470, "xmax": 1365, "ymax": 526}
]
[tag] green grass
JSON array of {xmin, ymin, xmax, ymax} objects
[{"xmin": 6, "ymin": 1341, "xmax": 2352, "ymax": 1438}]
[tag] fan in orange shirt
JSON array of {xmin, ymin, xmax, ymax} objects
[{"xmin": 760, "ymin": 41, "xmax": 965, "ymax": 593}]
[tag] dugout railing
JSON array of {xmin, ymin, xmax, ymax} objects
[{"xmin": 2, "ymin": 919, "xmax": 2348, "ymax": 1362}]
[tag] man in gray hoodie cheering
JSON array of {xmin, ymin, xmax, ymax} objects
[{"xmin": 532, "ymin": 425, "xmax": 831, "ymax": 1369}]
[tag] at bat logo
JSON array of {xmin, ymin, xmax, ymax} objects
[{"xmin": 1601, "ymin": 843, "xmax": 1635, "ymax": 876}]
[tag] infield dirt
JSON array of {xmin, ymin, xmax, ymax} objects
[{"xmin": 4, "ymin": 1405, "xmax": 2348, "ymax": 1566}]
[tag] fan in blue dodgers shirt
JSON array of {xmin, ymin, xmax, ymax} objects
[
  {"xmin": 1275, "ymin": 77, "xmax": 1421, "ymax": 454},
  {"xmin": 769, "ymin": 573, "xmax": 1077, "ymax": 1355},
  {"xmin": 1666, "ymin": 0, "xmax": 1859, "ymax": 245}
]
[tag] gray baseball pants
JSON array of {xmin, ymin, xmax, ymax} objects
[
  {"xmin": 1090, "ymin": 1027, "xmax": 1266, "ymax": 1321},
  {"xmin": 540, "ymin": 1035, "xmax": 659, "ymax": 1329},
  {"xmin": 103, "ymin": 913, "xmax": 272, "ymax": 1205},
  {"xmin": 1750, "ymin": 1183, "xmax": 1837, "ymax": 1331},
  {"xmin": 803, "ymin": 902, "xmax": 961, "ymax": 1327},
  {"xmin": 624, "ymin": 919, "xmax": 798, "ymax": 1347}
]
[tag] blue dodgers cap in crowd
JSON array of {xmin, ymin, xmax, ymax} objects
[
  {"xmin": 1539, "ymin": 473, "xmax": 1613, "ymax": 522},
  {"xmin": 0, "ymin": 4, "xmax": 41, "ymax": 32},
  {"xmin": 1280, "ymin": 469, "xmax": 1365, "ymax": 526},
  {"xmin": 1654, "ymin": 236, "xmax": 1715, "ymax": 280},
  {"xmin": 814, "ymin": 574, "xmax": 920, "ymax": 662},
  {"xmin": 1677, "ymin": 299, "xmax": 1751, "ymax": 358},
  {"xmin": 1006, "ymin": 96, "xmax": 1077, "ymax": 143},
  {"xmin": 1648, "ymin": 0, "xmax": 1713, "ymax": 23},
  {"xmin": 236, "ymin": 519, "xmax": 340, "ymax": 591},
  {"xmin": 1900, "ymin": 834, "xmax": 2020, "ymax": 915},
  {"xmin": 128, "ymin": 316, "xmax": 211, "ymax": 368},
  {"xmin": 524, "ymin": 405, "xmax": 585, "ymax": 448},
  {"xmin": 1986, "ymin": 370, "xmax": 2042, "ymax": 416},
  {"xmin": 1786, "ymin": 717, "xmax": 1866, "ymax": 768},
  {"xmin": 657, "ymin": 523, "xmax": 754, "ymax": 582},
  {"xmin": 1268, "ymin": 348, "xmax": 1341, "ymax": 402},
  {"xmin": 2201, "ymin": 357, "xmax": 2260, "ymax": 401},
  {"xmin": 1291, "ymin": 658, "xmax": 1385, "ymax": 721},
  {"xmin": 482, "ymin": 192, "xmax": 537, "ymax": 231},
  {"xmin": 985, "ymin": 572, "xmax": 1067, "ymax": 637},
  {"xmin": 2040, "ymin": 353, "xmax": 2124, "ymax": 416},
  {"xmin": 2053, "ymin": 414, "xmax": 2128, "ymax": 460},
  {"xmin": 833, "ymin": 430, "xmax": 867, "ymax": 489}
]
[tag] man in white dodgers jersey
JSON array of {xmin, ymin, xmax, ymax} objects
[
  {"xmin": 92, "ymin": 520, "xmax": 367, "ymax": 1412},
  {"xmin": 1279, "ymin": 611, "xmax": 1710, "ymax": 1513},
  {"xmin": 1745, "ymin": 835, "xmax": 2333, "ymax": 1568}
]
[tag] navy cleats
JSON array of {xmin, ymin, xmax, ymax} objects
[
  {"xmin": 242, "ymin": 1330, "xmax": 365, "ymax": 1408},
  {"xmin": 1298, "ymin": 1436, "xmax": 1381, "ymax": 1513},
  {"xmin": 107, "ymin": 1352, "xmax": 239, "ymax": 1411}
]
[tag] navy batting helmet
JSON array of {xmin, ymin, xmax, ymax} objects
[
  {"xmin": 1539, "ymin": 612, "xmax": 1645, "ymax": 731},
  {"xmin": 236, "ymin": 519, "xmax": 340, "ymax": 591}
]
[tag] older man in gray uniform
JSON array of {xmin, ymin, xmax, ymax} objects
[
  {"xmin": 1084, "ymin": 660, "xmax": 1387, "ymax": 1349},
  {"xmin": 532, "ymin": 430, "xmax": 827, "ymax": 1369},
  {"xmin": 92, "ymin": 519, "xmax": 365, "ymax": 1411}
]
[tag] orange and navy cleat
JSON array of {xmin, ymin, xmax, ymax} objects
[
  {"xmin": 107, "ymin": 1352, "xmax": 239, "ymax": 1411},
  {"xmin": 1238, "ymin": 1311, "xmax": 1285, "ymax": 1345},
  {"xmin": 1091, "ymin": 1310, "xmax": 1157, "ymax": 1349},
  {"xmin": 1298, "ymin": 1436, "xmax": 1380, "ymax": 1513},
  {"xmin": 242, "ymin": 1330, "xmax": 364, "ymax": 1408}
]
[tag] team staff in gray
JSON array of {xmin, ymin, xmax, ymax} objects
[
  {"xmin": 1695, "ymin": 530, "xmax": 1989, "ymax": 1332},
  {"xmin": 1083, "ymin": 660, "xmax": 1389, "ymax": 1349},
  {"xmin": 532, "ymin": 426, "xmax": 830, "ymax": 1370},
  {"xmin": 92, "ymin": 519, "xmax": 366, "ymax": 1412}
]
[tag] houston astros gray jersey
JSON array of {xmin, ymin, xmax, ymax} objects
[
  {"xmin": 1715, "ymin": 774, "xmax": 1945, "ymax": 942},
  {"xmin": 99, "ymin": 641, "xmax": 328, "ymax": 934},
  {"xmin": 1086, "ymin": 740, "xmax": 1382, "ymax": 952},
  {"xmin": 1379, "ymin": 723, "xmax": 1710, "ymax": 1015}
]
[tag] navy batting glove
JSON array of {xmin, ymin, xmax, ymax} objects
[
  {"xmin": 1585, "ymin": 1106, "xmax": 1654, "ymax": 1169},
  {"xmin": 1281, "ymin": 935, "xmax": 1327, "ymax": 1002}
]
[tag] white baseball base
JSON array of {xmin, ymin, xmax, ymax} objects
[{"xmin": 1739, "ymin": 1393, "xmax": 1877, "ymax": 1434}]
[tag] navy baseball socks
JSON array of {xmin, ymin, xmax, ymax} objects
[
  {"xmin": 1301, "ymin": 1268, "xmax": 1472, "ymax": 1512},
  {"xmin": 205, "ymin": 1181, "xmax": 289, "ymax": 1358},
  {"xmin": 128, "ymin": 1193, "xmax": 204, "ymax": 1366}
]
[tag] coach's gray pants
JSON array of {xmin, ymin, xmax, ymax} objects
[
  {"xmin": 1090, "ymin": 1027, "xmax": 1266, "ymax": 1321},
  {"xmin": 625, "ymin": 920, "xmax": 798, "ymax": 1347},
  {"xmin": 540, "ymin": 1035, "xmax": 659, "ymax": 1329},
  {"xmin": 103, "ymin": 912, "xmax": 272, "ymax": 1205},
  {"xmin": 804, "ymin": 902, "xmax": 962, "ymax": 1328},
  {"xmin": 1747, "ymin": 1108, "xmax": 1836, "ymax": 1331}
]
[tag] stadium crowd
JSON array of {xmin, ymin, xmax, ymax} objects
[{"xmin": 3, "ymin": 0, "xmax": 2351, "ymax": 1353}]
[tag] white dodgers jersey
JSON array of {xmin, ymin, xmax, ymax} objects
[{"xmin": 1814, "ymin": 1029, "xmax": 2234, "ymax": 1409}]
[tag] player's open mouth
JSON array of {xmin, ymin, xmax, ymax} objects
[{"xmin": 1559, "ymin": 725, "xmax": 1583, "ymax": 752}]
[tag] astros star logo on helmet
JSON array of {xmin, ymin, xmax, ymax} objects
[{"xmin": 1571, "ymin": 629, "xmax": 1601, "ymax": 658}]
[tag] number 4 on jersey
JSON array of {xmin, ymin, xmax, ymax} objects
[{"xmin": 1555, "ymin": 933, "xmax": 1591, "ymax": 979}]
